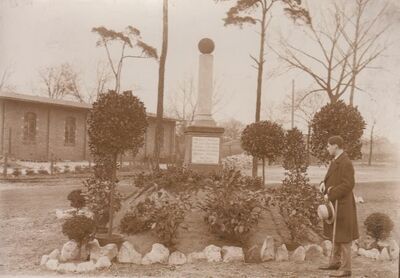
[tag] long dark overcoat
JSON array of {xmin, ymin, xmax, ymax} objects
[{"xmin": 323, "ymin": 152, "xmax": 359, "ymax": 243}]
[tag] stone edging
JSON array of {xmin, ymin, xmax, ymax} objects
[{"xmin": 40, "ymin": 236, "xmax": 399, "ymax": 274}]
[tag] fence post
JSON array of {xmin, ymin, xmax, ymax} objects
[
  {"xmin": 50, "ymin": 153, "xmax": 54, "ymax": 175},
  {"xmin": 3, "ymin": 153, "xmax": 8, "ymax": 178}
]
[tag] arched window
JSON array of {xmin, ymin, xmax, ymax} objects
[
  {"xmin": 23, "ymin": 112, "xmax": 37, "ymax": 143},
  {"xmin": 65, "ymin": 117, "xmax": 76, "ymax": 145}
]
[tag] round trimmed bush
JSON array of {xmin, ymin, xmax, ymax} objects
[
  {"xmin": 67, "ymin": 189, "xmax": 86, "ymax": 210},
  {"xmin": 310, "ymin": 100, "xmax": 365, "ymax": 164},
  {"xmin": 364, "ymin": 212, "xmax": 394, "ymax": 241},
  {"xmin": 62, "ymin": 215, "xmax": 96, "ymax": 245}
]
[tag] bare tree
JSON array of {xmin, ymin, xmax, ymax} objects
[
  {"xmin": 337, "ymin": 0, "xmax": 389, "ymax": 106},
  {"xmin": 275, "ymin": 1, "xmax": 388, "ymax": 105},
  {"xmin": 262, "ymin": 100, "xmax": 287, "ymax": 125},
  {"xmin": 216, "ymin": 0, "xmax": 311, "ymax": 177},
  {"xmin": 365, "ymin": 96, "xmax": 385, "ymax": 166},
  {"xmin": 166, "ymin": 76, "xmax": 228, "ymax": 127},
  {"xmin": 86, "ymin": 61, "xmax": 113, "ymax": 103},
  {"xmin": 282, "ymin": 88, "xmax": 328, "ymax": 153},
  {"xmin": 219, "ymin": 118, "xmax": 246, "ymax": 142},
  {"xmin": 39, "ymin": 63, "xmax": 83, "ymax": 101},
  {"xmin": 166, "ymin": 77, "xmax": 197, "ymax": 126},
  {"xmin": 92, "ymin": 26, "xmax": 158, "ymax": 93}
]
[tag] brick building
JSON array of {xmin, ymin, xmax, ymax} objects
[{"xmin": 0, "ymin": 92, "xmax": 176, "ymax": 162}]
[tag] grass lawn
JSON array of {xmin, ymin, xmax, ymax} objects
[{"xmin": 0, "ymin": 178, "xmax": 398, "ymax": 277}]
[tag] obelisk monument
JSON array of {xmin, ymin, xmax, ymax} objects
[{"xmin": 184, "ymin": 38, "xmax": 225, "ymax": 172}]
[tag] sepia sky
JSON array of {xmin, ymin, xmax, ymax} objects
[{"xmin": 1, "ymin": 0, "xmax": 400, "ymax": 145}]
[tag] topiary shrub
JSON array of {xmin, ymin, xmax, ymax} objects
[
  {"xmin": 272, "ymin": 127, "xmax": 324, "ymax": 243},
  {"xmin": 62, "ymin": 215, "xmax": 96, "ymax": 246},
  {"xmin": 364, "ymin": 212, "xmax": 394, "ymax": 241},
  {"xmin": 241, "ymin": 120, "xmax": 285, "ymax": 184},
  {"xmin": 88, "ymin": 90, "xmax": 148, "ymax": 237},
  {"xmin": 310, "ymin": 100, "xmax": 366, "ymax": 164},
  {"xmin": 282, "ymin": 128, "xmax": 309, "ymax": 174},
  {"xmin": 199, "ymin": 169, "xmax": 270, "ymax": 244},
  {"xmin": 67, "ymin": 189, "xmax": 86, "ymax": 210}
]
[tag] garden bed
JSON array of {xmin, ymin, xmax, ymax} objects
[{"xmin": 0, "ymin": 179, "xmax": 398, "ymax": 276}]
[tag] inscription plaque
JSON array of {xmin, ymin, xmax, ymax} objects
[{"xmin": 191, "ymin": 136, "xmax": 220, "ymax": 164}]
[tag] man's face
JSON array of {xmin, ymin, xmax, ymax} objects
[{"xmin": 327, "ymin": 143, "xmax": 337, "ymax": 156}]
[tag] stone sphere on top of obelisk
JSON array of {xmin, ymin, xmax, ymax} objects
[{"xmin": 193, "ymin": 38, "xmax": 216, "ymax": 127}]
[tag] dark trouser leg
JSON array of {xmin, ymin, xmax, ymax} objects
[
  {"xmin": 330, "ymin": 242, "xmax": 342, "ymax": 266},
  {"xmin": 339, "ymin": 242, "xmax": 351, "ymax": 271}
]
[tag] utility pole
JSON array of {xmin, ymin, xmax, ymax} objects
[{"xmin": 291, "ymin": 79, "xmax": 295, "ymax": 129}]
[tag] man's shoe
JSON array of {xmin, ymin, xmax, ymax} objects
[
  {"xmin": 329, "ymin": 271, "xmax": 352, "ymax": 277},
  {"xmin": 318, "ymin": 263, "xmax": 341, "ymax": 270}
]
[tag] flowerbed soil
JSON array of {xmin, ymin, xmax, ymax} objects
[{"xmin": 0, "ymin": 178, "xmax": 399, "ymax": 277}]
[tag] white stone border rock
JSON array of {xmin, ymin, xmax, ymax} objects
[{"xmin": 42, "ymin": 237, "xmax": 399, "ymax": 273}]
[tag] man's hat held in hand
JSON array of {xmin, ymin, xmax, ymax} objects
[{"xmin": 317, "ymin": 201, "xmax": 335, "ymax": 224}]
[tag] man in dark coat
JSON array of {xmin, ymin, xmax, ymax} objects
[{"xmin": 318, "ymin": 136, "xmax": 359, "ymax": 277}]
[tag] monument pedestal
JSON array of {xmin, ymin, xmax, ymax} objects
[
  {"xmin": 184, "ymin": 125, "xmax": 225, "ymax": 173},
  {"xmin": 184, "ymin": 38, "xmax": 224, "ymax": 174}
]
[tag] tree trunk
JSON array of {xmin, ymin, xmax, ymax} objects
[
  {"xmin": 107, "ymin": 153, "xmax": 118, "ymax": 238},
  {"xmin": 368, "ymin": 123, "xmax": 375, "ymax": 166},
  {"xmin": 307, "ymin": 124, "xmax": 311, "ymax": 164},
  {"xmin": 252, "ymin": 8, "xmax": 267, "ymax": 177},
  {"xmin": 262, "ymin": 158, "xmax": 265, "ymax": 186},
  {"xmin": 252, "ymin": 157, "xmax": 258, "ymax": 177},
  {"xmin": 349, "ymin": 3, "xmax": 361, "ymax": 107},
  {"xmin": 255, "ymin": 10, "xmax": 267, "ymax": 122},
  {"xmin": 154, "ymin": 0, "xmax": 169, "ymax": 171}
]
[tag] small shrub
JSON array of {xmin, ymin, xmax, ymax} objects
[
  {"xmin": 25, "ymin": 169, "xmax": 35, "ymax": 176},
  {"xmin": 38, "ymin": 168, "xmax": 49, "ymax": 175},
  {"xmin": 241, "ymin": 175, "xmax": 263, "ymax": 190},
  {"xmin": 282, "ymin": 128, "xmax": 309, "ymax": 174},
  {"xmin": 83, "ymin": 178, "xmax": 122, "ymax": 228},
  {"xmin": 120, "ymin": 212, "xmax": 149, "ymax": 235},
  {"xmin": 150, "ymin": 194, "xmax": 189, "ymax": 246},
  {"xmin": 62, "ymin": 215, "xmax": 96, "ymax": 245},
  {"xmin": 120, "ymin": 191, "xmax": 190, "ymax": 247},
  {"xmin": 52, "ymin": 165, "xmax": 61, "ymax": 174},
  {"xmin": 67, "ymin": 189, "xmax": 86, "ymax": 210},
  {"xmin": 364, "ymin": 212, "xmax": 394, "ymax": 241},
  {"xmin": 63, "ymin": 165, "xmax": 71, "ymax": 174},
  {"xmin": 133, "ymin": 166, "xmax": 203, "ymax": 193},
  {"xmin": 74, "ymin": 165, "xmax": 83, "ymax": 173},
  {"xmin": 271, "ymin": 172, "xmax": 324, "ymax": 242},
  {"xmin": 199, "ymin": 169, "xmax": 270, "ymax": 244},
  {"xmin": 12, "ymin": 168, "xmax": 22, "ymax": 177}
]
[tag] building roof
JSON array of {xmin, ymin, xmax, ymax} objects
[{"xmin": 0, "ymin": 92, "xmax": 176, "ymax": 122}]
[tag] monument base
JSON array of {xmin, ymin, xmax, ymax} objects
[{"xmin": 184, "ymin": 125, "xmax": 225, "ymax": 174}]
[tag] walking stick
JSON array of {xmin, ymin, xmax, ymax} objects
[{"xmin": 330, "ymin": 200, "xmax": 339, "ymax": 262}]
